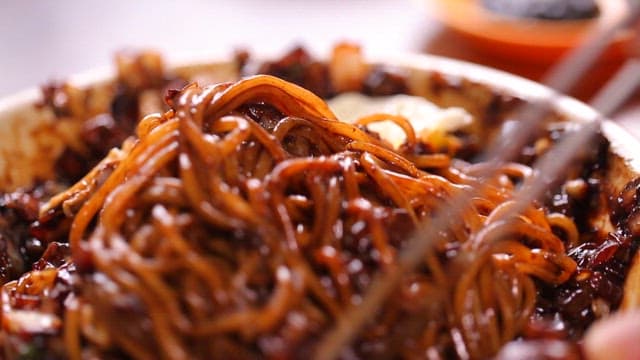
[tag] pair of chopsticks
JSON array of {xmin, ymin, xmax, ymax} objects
[{"xmin": 315, "ymin": 2, "xmax": 640, "ymax": 359}]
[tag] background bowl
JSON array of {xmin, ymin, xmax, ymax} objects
[{"xmin": 425, "ymin": 0, "xmax": 634, "ymax": 64}]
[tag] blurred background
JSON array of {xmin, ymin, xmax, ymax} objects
[
  {"xmin": 0, "ymin": 0, "xmax": 433, "ymax": 97},
  {"xmin": 1, "ymin": 0, "xmax": 638, "ymax": 134}
]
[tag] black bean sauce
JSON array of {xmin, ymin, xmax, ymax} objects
[{"xmin": 482, "ymin": 0, "xmax": 600, "ymax": 20}]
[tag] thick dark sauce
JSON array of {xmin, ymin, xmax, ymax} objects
[{"xmin": 481, "ymin": 0, "xmax": 600, "ymax": 21}]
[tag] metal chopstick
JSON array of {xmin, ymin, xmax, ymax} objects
[{"xmin": 314, "ymin": 2, "xmax": 640, "ymax": 359}]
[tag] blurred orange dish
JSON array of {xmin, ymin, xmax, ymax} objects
[{"xmin": 426, "ymin": 0, "xmax": 634, "ymax": 64}]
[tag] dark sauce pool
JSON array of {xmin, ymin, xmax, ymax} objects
[{"xmin": 481, "ymin": 0, "xmax": 600, "ymax": 20}]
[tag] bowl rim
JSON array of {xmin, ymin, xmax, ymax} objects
[{"xmin": 0, "ymin": 51, "xmax": 638, "ymax": 173}]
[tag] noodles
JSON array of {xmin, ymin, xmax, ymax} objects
[
  {"xmin": 0, "ymin": 73, "xmax": 584, "ymax": 359},
  {"xmin": 2, "ymin": 45, "xmax": 637, "ymax": 359}
]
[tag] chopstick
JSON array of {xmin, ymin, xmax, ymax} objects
[
  {"xmin": 483, "ymin": 0, "xmax": 640, "ymax": 164},
  {"xmin": 590, "ymin": 59, "xmax": 640, "ymax": 116},
  {"xmin": 501, "ymin": 57, "xmax": 640, "ymax": 224},
  {"xmin": 314, "ymin": 3, "xmax": 640, "ymax": 359}
]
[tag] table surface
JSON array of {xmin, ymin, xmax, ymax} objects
[{"xmin": 1, "ymin": 0, "xmax": 638, "ymax": 136}]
